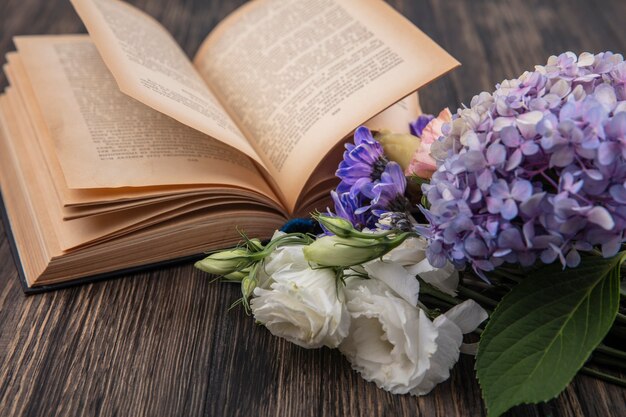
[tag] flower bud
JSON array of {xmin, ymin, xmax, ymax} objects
[
  {"xmin": 315, "ymin": 214, "xmax": 356, "ymax": 238},
  {"xmin": 303, "ymin": 234, "xmax": 409, "ymax": 267},
  {"xmin": 223, "ymin": 268, "xmax": 250, "ymax": 281},
  {"xmin": 241, "ymin": 274, "xmax": 257, "ymax": 300},
  {"xmin": 377, "ymin": 131, "xmax": 420, "ymax": 172},
  {"xmin": 195, "ymin": 248, "xmax": 251, "ymax": 276}
]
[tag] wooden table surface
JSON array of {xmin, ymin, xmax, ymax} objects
[{"xmin": 1, "ymin": 0, "xmax": 625, "ymax": 416}]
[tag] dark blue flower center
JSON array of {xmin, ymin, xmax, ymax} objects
[
  {"xmin": 389, "ymin": 194, "xmax": 411, "ymax": 213},
  {"xmin": 371, "ymin": 157, "xmax": 388, "ymax": 181}
]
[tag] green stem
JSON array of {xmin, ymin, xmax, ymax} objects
[
  {"xmin": 420, "ymin": 294, "xmax": 456, "ymax": 310},
  {"xmin": 489, "ymin": 268, "xmax": 523, "ymax": 283},
  {"xmin": 615, "ymin": 312, "xmax": 626, "ymax": 326},
  {"xmin": 609, "ymin": 324, "xmax": 626, "ymax": 339},
  {"xmin": 457, "ymin": 285, "xmax": 499, "ymax": 308},
  {"xmin": 419, "ymin": 281, "xmax": 462, "ymax": 306},
  {"xmin": 590, "ymin": 354, "xmax": 626, "ymax": 371},
  {"xmin": 596, "ymin": 344, "xmax": 626, "ymax": 361},
  {"xmin": 580, "ymin": 367, "xmax": 626, "ymax": 387}
]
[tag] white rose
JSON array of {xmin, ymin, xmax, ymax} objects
[
  {"xmin": 250, "ymin": 244, "xmax": 350, "ymax": 349},
  {"xmin": 339, "ymin": 278, "xmax": 438, "ymax": 394}
]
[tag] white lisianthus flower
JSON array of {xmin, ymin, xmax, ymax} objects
[
  {"xmin": 339, "ymin": 270, "xmax": 487, "ymax": 395},
  {"xmin": 250, "ymin": 242, "xmax": 350, "ymax": 349},
  {"xmin": 339, "ymin": 278, "xmax": 438, "ymax": 394}
]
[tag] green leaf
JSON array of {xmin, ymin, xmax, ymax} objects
[{"xmin": 476, "ymin": 253, "xmax": 623, "ymax": 417}]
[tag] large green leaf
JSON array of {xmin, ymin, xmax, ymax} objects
[{"xmin": 476, "ymin": 253, "xmax": 623, "ymax": 417}]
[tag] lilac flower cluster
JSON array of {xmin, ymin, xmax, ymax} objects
[
  {"xmin": 420, "ymin": 52, "xmax": 626, "ymax": 276},
  {"xmin": 331, "ymin": 126, "xmax": 411, "ymax": 230}
]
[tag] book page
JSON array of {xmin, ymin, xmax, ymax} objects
[
  {"xmin": 364, "ymin": 92, "xmax": 422, "ymax": 134},
  {"xmin": 69, "ymin": 0, "xmax": 264, "ymax": 166},
  {"xmin": 13, "ymin": 36, "xmax": 276, "ymax": 202},
  {"xmin": 194, "ymin": 0, "xmax": 459, "ymax": 211}
]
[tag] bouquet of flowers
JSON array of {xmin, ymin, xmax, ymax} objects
[{"xmin": 195, "ymin": 52, "xmax": 626, "ymax": 416}]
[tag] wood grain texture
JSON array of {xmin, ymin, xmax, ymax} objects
[{"xmin": 1, "ymin": 0, "xmax": 625, "ymax": 416}]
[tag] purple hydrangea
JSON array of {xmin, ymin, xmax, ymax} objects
[
  {"xmin": 331, "ymin": 127, "xmax": 411, "ymax": 230},
  {"xmin": 419, "ymin": 51, "xmax": 626, "ymax": 277}
]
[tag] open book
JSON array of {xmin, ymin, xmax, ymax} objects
[{"xmin": 0, "ymin": 0, "xmax": 458, "ymax": 291}]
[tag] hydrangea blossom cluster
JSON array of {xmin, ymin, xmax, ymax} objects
[
  {"xmin": 421, "ymin": 51, "xmax": 626, "ymax": 276},
  {"xmin": 332, "ymin": 126, "xmax": 411, "ymax": 230}
]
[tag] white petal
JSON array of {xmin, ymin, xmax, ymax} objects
[
  {"xmin": 382, "ymin": 237, "xmax": 427, "ymax": 265},
  {"xmin": 364, "ymin": 260, "xmax": 420, "ymax": 306},
  {"xmin": 407, "ymin": 259, "xmax": 459, "ymax": 296},
  {"xmin": 410, "ymin": 314, "xmax": 461, "ymax": 395},
  {"xmin": 577, "ymin": 52, "xmax": 595, "ymax": 67},
  {"xmin": 443, "ymin": 299, "xmax": 489, "ymax": 334}
]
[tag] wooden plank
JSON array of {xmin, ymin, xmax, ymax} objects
[{"xmin": 0, "ymin": 1, "xmax": 625, "ymax": 416}]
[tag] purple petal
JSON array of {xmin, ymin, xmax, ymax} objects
[
  {"xmin": 523, "ymin": 221, "xmax": 535, "ymax": 247},
  {"xmin": 602, "ymin": 235, "xmax": 622, "ymax": 257},
  {"xmin": 521, "ymin": 141, "xmax": 540, "ymax": 156},
  {"xmin": 477, "ymin": 169, "xmax": 493, "ymax": 191},
  {"xmin": 486, "ymin": 143, "xmax": 507, "ymax": 166},
  {"xmin": 464, "ymin": 237, "xmax": 489, "ymax": 257},
  {"xmin": 501, "ymin": 198, "xmax": 518, "ymax": 220},
  {"xmin": 353, "ymin": 126, "xmax": 374, "ymax": 145},
  {"xmin": 506, "ymin": 149, "xmax": 523, "ymax": 171},
  {"xmin": 550, "ymin": 146, "xmax": 575, "ymax": 167},
  {"xmin": 486, "ymin": 197, "xmax": 502, "ymax": 214},
  {"xmin": 489, "ymin": 180, "xmax": 510, "ymax": 199},
  {"xmin": 565, "ymin": 249, "xmax": 581, "ymax": 268},
  {"xmin": 511, "ymin": 180, "xmax": 533, "ymax": 201},
  {"xmin": 462, "ymin": 151, "xmax": 487, "ymax": 172},
  {"xmin": 540, "ymin": 247, "xmax": 558, "ymax": 264},
  {"xmin": 606, "ymin": 112, "xmax": 626, "ymax": 138},
  {"xmin": 498, "ymin": 228, "xmax": 525, "ymax": 250},
  {"xmin": 584, "ymin": 170, "xmax": 603, "ymax": 181},
  {"xmin": 609, "ymin": 185, "xmax": 626, "ymax": 204},
  {"xmin": 500, "ymin": 126, "xmax": 521, "ymax": 147},
  {"xmin": 410, "ymin": 114, "xmax": 435, "ymax": 137},
  {"xmin": 597, "ymin": 142, "xmax": 618, "ymax": 165},
  {"xmin": 586, "ymin": 206, "xmax": 615, "ymax": 230}
]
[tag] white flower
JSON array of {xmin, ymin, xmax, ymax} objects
[
  {"xmin": 382, "ymin": 237, "xmax": 459, "ymax": 296},
  {"xmin": 339, "ymin": 271, "xmax": 487, "ymax": 395},
  {"xmin": 339, "ymin": 278, "xmax": 437, "ymax": 394},
  {"xmin": 410, "ymin": 299, "xmax": 488, "ymax": 395},
  {"xmin": 250, "ymin": 243, "xmax": 350, "ymax": 349}
]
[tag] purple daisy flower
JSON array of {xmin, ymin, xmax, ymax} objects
[
  {"xmin": 327, "ymin": 127, "xmax": 413, "ymax": 232},
  {"xmin": 336, "ymin": 127, "xmax": 388, "ymax": 195}
]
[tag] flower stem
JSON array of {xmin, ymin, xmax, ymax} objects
[
  {"xmin": 596, "ymin": 344, "xmax": 626, "ymax": 361},
  {"xmin": 580, "ymin": 367, "xmax": 626, "ymax": 387},
  {"xmin": 457, "ymin": 285, "xmax": 499, "ymax": 308},
  {"xmin": 590, "ymin": 354, "xmax": 626, "ymax": 370},
  {"xmin": 418, "ymin": 280, "xmax": 462, "ymax": 306}
]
